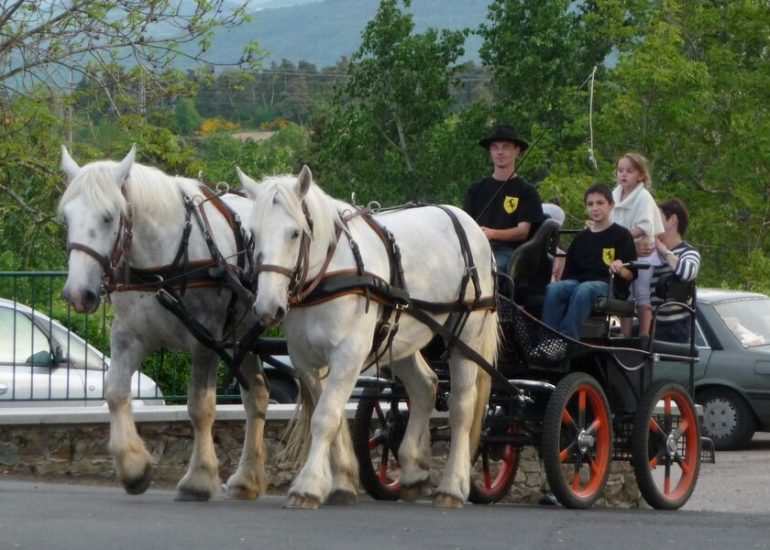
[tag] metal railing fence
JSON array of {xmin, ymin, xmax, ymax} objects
[{"xmin": 0, "ymin": 271, "xmax": 199, "ymax": 405}]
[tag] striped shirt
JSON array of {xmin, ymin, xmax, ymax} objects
[{"xmin": 651, "ymin": 241, "xmax": 701, "ymax": 322}]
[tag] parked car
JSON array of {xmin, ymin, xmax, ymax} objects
[
  {"xmin": 653, "ymin": 288, "xmax": 770, "ymax": 450},
  {"xmin": 0, "ymin": 298, "xmax": 163, "ymax": 406}
]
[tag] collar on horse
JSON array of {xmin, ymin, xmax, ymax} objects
[
  {"xmin": 67, "ymin": 184, "xmax": 254, "ymax": 300},
  {"xmin": 66, "ymin": 183, "xmax": 259, "ymax": 390},
  {"xmin": 254, "ymin": 202, "xmax": 496, "ymax": 366}
]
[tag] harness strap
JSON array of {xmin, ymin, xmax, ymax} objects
[{"xmin": 405, "ymin": 305, "xmax": 518, "ymax": 395}]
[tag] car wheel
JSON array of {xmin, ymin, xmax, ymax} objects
[{"xmin": 697, "ymin": 388, "xmax": 756, "ymax": 451}]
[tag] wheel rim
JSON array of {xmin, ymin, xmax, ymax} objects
[
  {"xmin": 368, "ymin": 401, "xmax": 402, "ymax": 492},
  {"xmin": 644, "ymin": 391, "xmax": 699, "ymax": 501},
  {"xmin": 471, "ymin": 430, "xmax": 518, "ymax": 496},
  {"xmin": 556, "ymin": 383, "xmax": 612, "ymax": 498},
  {"xmin": 702, "ymin": 397, "xmax": 738, "ymax": 439}
]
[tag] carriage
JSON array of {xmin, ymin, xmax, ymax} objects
[
  {"xmin": 58, "ymin": 147, "xmax": 712, "ymax": 510},
  {"xmin": 352, "ymin": 218, "xmax": 715, "ymax": 510}
]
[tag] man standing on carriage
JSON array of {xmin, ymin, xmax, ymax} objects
[{"xmin": 463, "ymin": 123, "xmax": 545, "ymax": 274}]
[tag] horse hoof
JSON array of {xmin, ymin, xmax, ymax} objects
[
  {"xmin": 325, "ymin": 489, "xmax": 357, "ymax": 506},
  {"xmin": 284, "ymin": 493, "xmax": 321, "ymax": 509},
  {"xmin": 175, "ymin": 488, "xmax": 212, "ymax": 502},
  {"xmin": 400, "ymin": 479, "xmax": 430, "ymax": 502},
  {"xmin": 226, "ymin": 484, "xmax": 259, "ymax": 501},
  {"xmin": 123, "ymin": 464, "xmax": 153, "ymax": 495},
  {"xmin": 433, "ymin": 492, "xmax": 464, "ymax": 509}
]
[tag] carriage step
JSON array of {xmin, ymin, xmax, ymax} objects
[{"xmin": 700, "ymin": 436, "xmax": 716, "ymax": 464}]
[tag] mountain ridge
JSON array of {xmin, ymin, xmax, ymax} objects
[{"xmin": 209, "ymin": 0, "xmax": 490, "ymax": 69}]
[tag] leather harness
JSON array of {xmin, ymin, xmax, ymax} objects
[
  {"xmin": 254, "ymin": 203, "xmax": 501, "ymax": 378},
  {"xmin": 66, "ymin": 184, "xmax": 261, "ymax": 389}
]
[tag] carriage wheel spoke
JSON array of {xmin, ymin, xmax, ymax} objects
[{"xmin": 559, "ymin": 441, "xmax": 577, "ymax": 463}]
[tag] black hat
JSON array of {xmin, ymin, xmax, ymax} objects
[{"xmin": 479, "ymin": 124, "xmax": 529, "ymax": 151}]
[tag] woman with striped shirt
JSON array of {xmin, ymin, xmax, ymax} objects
[{"xmin": 651, "ymin": 199, "xmax": 701, "ymax": 342}]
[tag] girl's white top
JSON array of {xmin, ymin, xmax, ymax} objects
[{"xmin": 611, "ymin": 184, "xmax": 664, "ymax": 239}]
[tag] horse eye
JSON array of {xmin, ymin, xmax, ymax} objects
[
  {"xmin": 291, "ymin": 229, "xmax": 301, "ymax": 239},
  {"xmin": 102, "ymin": 214, "xmax": 113, "ymax": 224}
]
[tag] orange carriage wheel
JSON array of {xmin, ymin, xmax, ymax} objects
[
  {"xmin": 542, "ymin": 372, "xmax": 613, "ymax": 509},
  {"xmin": 631, "ymin": 380, "xmax": 701, "ymax": 510},
  {"xmin": 352, "ymin": 396, "xmax": 407, "ymax": 500}
]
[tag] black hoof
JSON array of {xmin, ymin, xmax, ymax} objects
[{"xmin": 124, "ymin": 465, "xmax": 153, "ymax": 495}]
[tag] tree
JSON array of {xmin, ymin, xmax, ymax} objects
[
  {"xmin": 311, "ymin": 0, "xmax": 468, "ymax": 203},
  {"xmin": 0, "ymin": 0, "xmax": 259, "ymax": 102}
]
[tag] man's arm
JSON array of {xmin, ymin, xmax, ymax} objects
[{"xmin": 480, "ymin": 222, "xmax": 531, "ymax": 243}]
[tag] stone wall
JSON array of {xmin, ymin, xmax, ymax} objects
[{"xmin": 0, "ymin": 408, "xmax": 643, "ymax": 507}]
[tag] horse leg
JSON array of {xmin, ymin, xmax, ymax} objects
[
  {"xmin": 225, "ymin": 353, "xmax": 270, "ymax": 500},
  {"xmin": 325, "ymin": 410, "xmax": 359, "ymax": 506},
  {"xmin": 176, "ymin": 348, "xmax": 221, "ymax": 501},
  {"xmin": 285, "ymin": 357, "xmax": 361, "ymax": 510},
  {"xmin": 390, "ymin": 353, "xmax": 438, "ymax": 501},
  {"xmin": 105, "ymin": 320, "xmax": 154, "ymax": 495},
  {"xmin": 433, "ymin": 357, "xmax": 479, "ymax": 509}
]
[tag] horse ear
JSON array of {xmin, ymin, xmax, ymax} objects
[
  {"xmin": 295, "ymin": 165, "xmax": 313, "ymax": 198},
  {"xmin": 236, "ymin": 167, "xmax": 259, "ymax": 200},
  {"xmin": 113, "ymin": 144, "xmax": 136, "ymax": 186},
  {"xmin": 61, "ymin": 145, "xmax": 80, "ymax": 182}
]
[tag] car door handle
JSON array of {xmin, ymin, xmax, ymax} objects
[{"xmin": 0, "ymin": 384, "xmax": 7, "ymax": 395}]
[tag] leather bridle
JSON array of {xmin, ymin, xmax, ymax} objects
[
  {"xmin": 66, "ymin": 192, "xmax": 133, "ymax": 288},
  {"xmin": 253, "ymin": 201, "xmax": 339, "ymax": 307}
]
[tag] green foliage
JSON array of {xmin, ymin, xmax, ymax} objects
[
  {"xmin": 311, "ymin": 0, "xmax": 470, "ymax": 204},
  {"xmin": 173, "ymin": 98, "xmax": 204, "ymax": 135}
]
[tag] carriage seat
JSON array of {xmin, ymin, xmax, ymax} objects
[
  {"xmin": 508, "ymin": 218, "xmax": 561, "ymax": 310},
  {"xmin": 650, "ymin": 273, "xmax": 698, "ymax": 358}
]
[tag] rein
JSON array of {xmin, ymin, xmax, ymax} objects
[{"xmin": 66, "ymin": 183, "xmax": 260, "ymax": 390}]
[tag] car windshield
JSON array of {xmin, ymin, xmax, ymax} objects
[
  {"xmin": 47, "ymin": 318, "xmax": 109, "ymax": 370},
  {"xmin": 0, "ymin": 307, "xmax": 51, "ymax": 364},
  {"xmin": 714, "ymin": 298, "xmax": 770, "ymax": 349}
]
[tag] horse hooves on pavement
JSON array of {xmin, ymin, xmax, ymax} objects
[
  {"xmin": 433, "ymin": 492, "xmax": 464, "ymax": 509},
  {"xmin": 123, "ymin": 465, "xmax": 153, "ymax": 495},
  {"xmin": 174, "ymin": 488, "xmax": 213, "ymax": 502},
  {"xmin": 226, "ymin": 484, "xmax": 259, "ymax": 501},
  {"xmin": 325, "ymin": 489, "xmax": 357, "ymax": 506},
  {"xmin": 400, "ymin": 479, "xmax": 431, "ymax": 502},
  {"xmin": 284, "ymin": 492, "xmax": 321, "ymax": 510}
]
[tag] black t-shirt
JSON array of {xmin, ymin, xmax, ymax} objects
[
  {"xmin": 463, "ymin": 176, "xmax": 544, "ymax": 246},
  {"xmin": 563, "ymin": 223, "xmax": 638, "ymax": 299}
]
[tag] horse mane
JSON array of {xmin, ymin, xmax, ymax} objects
[
  {"xmin": 253, "ymin": 175, "xmax": 343, "ymax": 250},
  {"xmin": 58, "ymin": 160, "xmax": 198, "ymax": 220}
]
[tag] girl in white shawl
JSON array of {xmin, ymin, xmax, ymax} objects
[{"xmin": 612, "ymin": 152, "xmax": 664, "ymax": 338}]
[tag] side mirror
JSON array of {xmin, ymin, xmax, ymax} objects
[
  {"xmin": 53, "ymin": 345, "xmax": 68, "ymax": 364},
  {"xmin": 26, "ymin": 350, "xmax": 55, "ymax": 366}
]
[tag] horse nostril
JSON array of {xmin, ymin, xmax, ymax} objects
[
  {"xmin": 275, "ymin": 306, "xmax": 286, "ymax": 322},
  {"xmin": 83, "ymin": 289, "xmax": 98, "ymax": 307}
]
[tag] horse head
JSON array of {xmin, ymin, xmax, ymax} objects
[
  {"xmin": 239, "ymin": 165, "xmax": 319, "ymax": 326},
  {"xmin": 59, "ymin": 145, "xmax": 136, "ymax": 313}
]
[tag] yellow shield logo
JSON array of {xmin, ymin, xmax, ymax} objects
[
  {"xmin": 503, "ymin": 196, "xmax": 519, "ymax": 214},
  {"xmin": 602, "ymin": 248, "xmax": 615, "ymax": 266}
]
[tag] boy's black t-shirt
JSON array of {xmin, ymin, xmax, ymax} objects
[
  {"xmin": 563, "ymin": 223, "xmax": 638, "ymax": 299},
  {"xmin": 463, "ymin": 176, "xmax": 545, "ymax": 245}
]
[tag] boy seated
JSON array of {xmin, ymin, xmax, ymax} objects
[{"xmin": 538, "ymin": 184, "xmax": 637, "ymax": 358}]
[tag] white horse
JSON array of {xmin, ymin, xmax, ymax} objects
[
  {"xmin": 238, "ymin": 166, "xmax": 499, "ymax": 509},
  {"xmin": 58, "ymin": 146, "xmax": 269, "ymax": 501}
]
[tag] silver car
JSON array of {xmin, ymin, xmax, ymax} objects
[{"xmin": 0, "ymin": 298, "xmax": 163, "ymax": 406}]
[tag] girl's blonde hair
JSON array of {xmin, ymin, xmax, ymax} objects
[{"xmin": 617, "ymin": 152, "xmax": 653, "ymax": 189}]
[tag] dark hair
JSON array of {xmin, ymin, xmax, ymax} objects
[
  {"xmin": 658, "ymin": 198, "xmax": 689, "ymax": 235},
  {"xmin": 584, "ymin": 183, "xmax": 614, "ymax": 204}
]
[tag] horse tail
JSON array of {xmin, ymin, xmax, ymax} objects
[
  {"xmin": 468, "ymin": 309, "xmax": 499, "ymax": 455},
  {"xmin": 278, "ymin": 381, "xmax": 314, "ymax": 469}
]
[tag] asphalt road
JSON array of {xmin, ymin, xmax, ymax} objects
[{"xmin": 2, "ymin": 436, "xmax": 770, "ymax": 550}]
